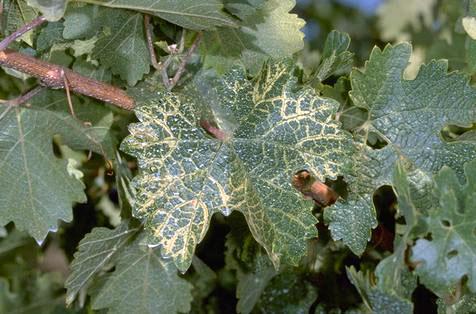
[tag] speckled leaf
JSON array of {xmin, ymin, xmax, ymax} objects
[
  {"xmin": 202, "ymin": 0, "xmax": 305, "ymax": 73},
  {"xmin": 91, "ymin": 236, "xmax": 193, "ymax": 314},
  {"xmin": 437, "ymin": 293, "xmax": 476, "ymax": 313},
  {"xmin": 411, "ymin": 159, "xmax": 476, "ymax": 294},
  {"xmin": 0, "ymin": 90, "xmax": 114, "ymax": 243},
  {"xmin": 76, "ymin": 0, "xmax": 236, "ymax": 30},
  {"xmin": 121, "ymin": 60, "xmax": 354, "ymax": 272},
  {"xmin": 65, "ymin": 222, "xmax": 138, "ymax": 306},
  {"xmin": 327, "ymin": 42, "xmax": 476, "ymax": 255}
]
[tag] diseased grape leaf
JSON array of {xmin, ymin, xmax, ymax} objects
[
  {"xmin": 411, "ymin": 159, "xmax": 476, "ymax": 294},
  {"xmin": 62, "ymin": 5, "xmax": 150, "ymax": 86},
  {"xmin": 91, "ymin": 235, "xmax": 193, "ymax": 314},
  {"xmin": 377, "ymin": 0, "xmax": 436, "ymax": 41},
  {"xmin": 75, "ymin": 0, "xmax": 236, "ymax": 30},
  {"xmin": 121, "ymin": 60, "xmax": 354, "ymax": 272},
  {"xmin": 2, "ymin": 0, "xmax": 39, "ymax": 46},
  {"xmin": 0, "ymin": 90, "xmax": 113, "ymax": 243},
  {"xmin": 437, "ymin": 293, "xmax": 476, "ymax": 313},
  {"xmin": 26, "ymin": 0, "xmax": 67, "ymax": 21},
  {"xmin": 202, "ymin": 0, "xmax": 305, "ymax": 74},
  {"xmin": 346, "ymin": 266, "xmax": 413, "ymax": 314},
  {"xmin": 65, "ymin": 222, "xmax": 138, "ymax": 306},
  {"xmin": 327, "ymin": 42, "xmax": 476, "ymax": 255}
]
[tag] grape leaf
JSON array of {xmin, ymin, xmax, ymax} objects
[
  {"xmin": 437, "ymin": 293, "xmax": 476, "ymax": 313},
  {"xmin": 65, "ymin": 222, "xmax": 138, "ymax": 306},
  {"xmin": 91, "ymin": 235, "xmax": 193, "ymax": 314},
  {"xmin": 411, "ymin": 159, "xmax": 476, "ymax": 294},
  {"xmin": 92, "ymin": 9, "xmax": 150, "ymax": 86},
  {"xmin": 2, "ymin": 0, "xmax": 39, "ymax": 46},
  {"xmin": 375, "ymin": 159, "xmax": 429, "ymax": 299},
  {"xmin": 201, "ymin": 0, "xmax": 305, "ymax": 73},
  {"xmin": 346, "ymin": 266, "xmax": 413, "ymax": 314},
  {"xmin": 224, "ymin": 218, "xmax": 277, "ymax": 314},
  {"xmin": 26, "ymin": 0, "xmax": 67, "ymax": 21},
  {"xmin": 75, "ymin": 0, "xmax": 236, "ymax": 30},
  {"xmin": 63, "ymin": 5, "xmax": 150, "ymax": 86},
  {"xmin": 327, "ymin": 42, "xmax": 476, "ymax": 255},
  {"xmin": 377, "ymin": 0, "xmax": 436, "ymax": 40},
  {"xmin": 0, "ymin": 90, "xmax": 113, "ymax": 243},
  {"xmin": 121, "ymin": 60, "xmax": 354, "ymax": 272},
  {"xmin": 312, "ymin": 30, "xmax": 353, "ymax": 83}
]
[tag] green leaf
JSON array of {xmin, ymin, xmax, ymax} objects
[
  {"xmin": 92, "ymin": 9, "xmax": 150, "ymax": 86},
  {"xmin": 91, "ymin": 236, "xmax": 193, "ymax": 314},
  {"xmin": 328, "ymin": 42, "xmax": 476, "ymax": 255},
  {"xmin": 411, "ymin": 159, "xmax": 476, "ymax": 294},
  {"xmin": 253, "ymin": 270, "xmax": 317, "ymax": 314},
  {"xmin": 121, "ymin": 60, "xmax": 354, "ymax": 272},
  {"xmin": 346, "ymin": 266, "xmax": 413, "ymax": 314},
  {"xmin": 312, "ymin": 30, "xmax": 353, "ymax": 83},
  {"xmin": 76, "ymin": 0, "xmax": 236, "ymax": 30},
  {"xmin": 63, "ymin": 5, "xmax": 150, "ymax": 85},
  {"xmin": 351, "ymin": 43, "xmax": 476, "ymax": 175},
  {"xmin": 202, "ymin": 0, "xmax": 305, "ymax": 73},
  {"xmin": 0, "ymin": 90, "xmax": 113, "ymax": 243},
  {"xmin": 437, "ymin": 293, "xmax": 476, "ymax": 314},
  {"xmin": 374, "ymin": 159, "xmax": 429, "ymax": 299},
  {"xmin": 376, "ymin": 0, "xmax": 436, "ymax": 40},
  {"xmin": 26, "ymin": 0, "xmax": 67, "ymax": 21},
  {"xmin": 225, "ymin": 219, "xmax": 277, "ymax": 314},
  {"xmin": 2, "ymin": 0, "xmax": 39, "ymax": 46},
  {"xmin": 65, "ymin": 222, "xmax": 138, "ymax": 306}
]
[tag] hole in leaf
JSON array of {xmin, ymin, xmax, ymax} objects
[
  {"xmin": 441, "ymin": 220, "xmax": 451, "ymax": 228},
  {"xmin": 366, "ymin": 131, "xmax": 388, "ymax": 149},
  {"xmin": 440, "ymin": 123, "xmax": 476, "ymax": 142},
  {"xmin": 447, "ymin": 250, "xmax": 458, "ymax": 258},
  {"xmin": 52, "ymin": 138, "xmax": 62, "ymax": 158},
  {"xmin": 424, "ymin": 233, "xmax": 433, "ymax": 241}
]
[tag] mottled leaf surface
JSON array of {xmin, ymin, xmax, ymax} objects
[
  {"xmin": 202, "ymin": 0, "xmax": 305, "ymax": 73},
  {"xmin": 411, "ymin": 159, "xmax": 476, "ymax": 294},
  {"xmin": 91, "ymin": 237, "xmax": 193, "ymax": 314},
  {"xmin": 76, "ymin": 0, "xmax": 236, "ymax": 30},
  {"xmin": 121, "ymin": 60, "xmax": 354, "ymax": 271},
  {"xmin": 0, "ymin": 91, "xmax": 113, "ymax": 242}
]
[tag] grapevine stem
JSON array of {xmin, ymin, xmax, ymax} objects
[{"xmin": 168, "ymin": 32, "xmax": 203, "ymax": 90}]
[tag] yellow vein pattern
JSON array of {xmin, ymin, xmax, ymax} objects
[{"xmin": 121, "ymin": 60, "xmax": 354, "ymax": 272}]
